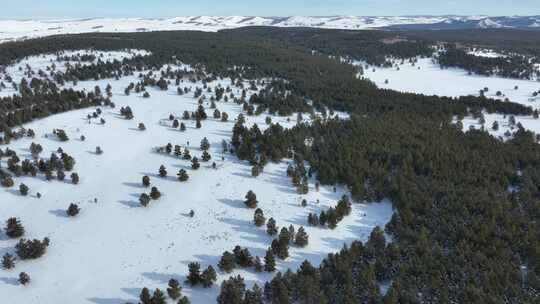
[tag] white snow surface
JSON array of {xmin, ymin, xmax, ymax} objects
[
  {"xmin": 0, "ymin": 15, "xmax": 484, "ymax": 43},
  {"xmin": 360, "ymin": 57, "xmax": 540, "ymax": 138},
  {"xmin": 362, "ymin": 57, "xmax": 540, "ymax": 106},
  {"xmin": 0, "ymin": 52, "xmax": 391, "ymax": 303}
]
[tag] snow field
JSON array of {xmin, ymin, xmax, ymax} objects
[{"xmin": 0, "ymin": 54, "xmax": 392, "ymax": 303}]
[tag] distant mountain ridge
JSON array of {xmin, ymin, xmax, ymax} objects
[{"xmin": 1, "ymin": 15, "xmax": 539, "ymax": 43}]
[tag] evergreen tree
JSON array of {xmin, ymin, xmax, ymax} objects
[
  {"xmin": 217, "ymin": 275, "xmax": 246, "ymax": 304},
  {"xmin": 186, "ymin": 262, "xmax": 201, "ymax": 286},
  {"xmin": 142, "ymin": 175, "xmax": 150, "ymax": 187},
  {"xmin": 71, "ymin": 172, "xmax": 80, "ymax": 184},
  {"xmin": 244, "ymin": 284, "xmax": 263, "ymax": 304},
  {"xmin": 200, "ymin": 137, "xmax": 210, "ymax": 151},
  {"xmin": 19, "ymin": 183, "xmax": 29, "ymax": 196},
  {"xmin": 2, "ymin": 253, "xmax": 15, "ymax": 269},
  {"xmin": 244, "ymin": 190, "xmax": 258, "ymax": 208},
  {"xmin": 140, "ymin": 193, "xmax": 151, "ymax": 207},
  {"xmin": 5, "ymin": 217, "xmax": 24, "ymax": 238},
  {"xmin": 264, "ymin": 249, "xmax": 276, "ymax": 272},
  {"xmin": 191, "ymin": 157, "xmax": 201, "ymax": 170},
  {"xmin": 266, "ymin": 218, "xmax": 277, "ymax": 236},
  {"xmin": 295, "ymin": 227, "xmax": 309, "ymax": 247},
  {"xmin": 183, "ymin": 148, "xmax": 191, "ymax": 160},
  {"xmin": 177, "ymin": 169, "xmax": 189, "ymax": 182},
  {"xmin": 253, "ymin": 208, "xmax": 266, "ymax": 227},
  {"xmin": 150, "ymin": 187, "xmax": 161, "ymax": 200},
  {"xmin": 248, "ymin": 255, "xmax": 261, "ymax": 273},
  {"xmin": 152, "ymin": 288, "xmax": 167, "ymax": 304},
  {"xmin": 234, "ymin": 246, "xmax": 253, "ymax": 268},
  {"xmin": 202, "ymin": 150, "xmax": 212, "ymax": 162},
  {"xmin": 221, "ymin": 112, "xmax": 229, "ymax": 122},
  {"xmin": 201, "ymin": 265, "xmax": 217, "ymax": 288},
  {"xmin": 66, "ymin": 203, "xmax": 80, "ymax": 217},
  {"xmin": 18, "ymin": 272, "xmax": 30, "ymax": 285},
  {"xmin": 159, "ymin": 165, "xmax": 167, "ymax": 177},
  {"xmin": 139, "ymin": 287, "xmax": 152, "ymax": 304},
  {"xmin": 218, "ymin": 251, "xmax": 236, "ymax": 273},
  {"xmin": 251, "ymin": 165, "xmax": 260, "ymax": 177},
  {"xmin": 167, "ymin": 279, "xmax": 182, "ymax": 300}
]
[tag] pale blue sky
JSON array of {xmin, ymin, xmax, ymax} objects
[{"xmin": 3, "ymin": 0, "xmax": 540, "ymax": 19}]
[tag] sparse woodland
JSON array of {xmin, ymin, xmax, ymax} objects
[{"xmin": 0, "ymin": 28, "xmax": 538, "ymax": 303}]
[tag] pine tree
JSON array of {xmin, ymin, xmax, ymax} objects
[
  {"xmin": 150, "ymin": 187, "xmax": 161, "ymax": 200},
  {"xmin": 200, "ymin": 137, "xmax": 210, "ymax": 151},
  {"xmin": 5, "ymin": 217, "xmax": 24, "ymax": 238},
  {"xmin": 244, "ymin": 284, "xmax": 263, "ymax": 304},
  {"xmin": 66, "ymin": 203, "xmax": 80, "ymax": 217},
  {"xmin": 18, "ymin": 272, "xmax": 30, "ymax": 285},
  {"xmin": 202, "ymin": 150, "xmax": 211, "ymax": 162},
  {"xmin": 142, "ymin": 175, "xmax": 150, "ymax": 187},
  {"xmin": 173, "ymin": 119, "xmax": 180, "ymax": 128},
  {"xmin": 186, "ymin": 262, "xmax": 201, "ymax": 286},
  {"xmin": 253, "ymin": 208, "xmax": 266, "ymax": 227},
  {"xmin": 264, "ymin": 249, "xmax": 276, "ymax": 272},
  {"xmin": 217, "ymin": 275, "xmax": 246, "ymax": 304},
  {"xmin": 218, "ymin": 251, "xmax": 236, "ymax": 273},
  {"xmin": 234, "ymin": 246, "xmax": 253, "ymax": 268},
  {"xmin": 178, "ymin": 296, "xmax": 191, "ymax": 304},
  {"xmin": 201, "ymin": 265, "xmax": 217, "ymax": 288},
  {"xmin": 139, "ymin": 287, "xmax": 152, "ymax": 304},
  {"xmin": 295, "ymin": 227, "xmax": 309, "ymax": 247},
  {"xmin": 71, "ymin": 172, "xmax": 80, "ymax": 184},
  {"xmin": 254, "ymin": 256, "xmax": 263, "ymax": 273},
  {"xmin": 177, "ymin": 169, "xmax": 189, "ymax": 182},
  {"xmin": 251, "ymin": 165, "xmax": 260, "ymax": 177},
  {"xmin": 221, "ymin": 112, "xmax": 229, "ymax": 122},
  {"xmin": 159, "ymin": 165, "xmax": 167, "ymax": 177},
  {"xmin": 191, "ymin": 157, "xmax": 200, "ymax": 170},
  {"xmin": 266, "ymin": 218, "xmax": 277, "ymax": 236},
  {"xmin": 151, "ymin": 288, "xmax": 167, "ymax": 304},
  {"xmin": 183, "ymin": 148, "xmax": 191, "ymax": 160},
  {"xmin": 2, "ymin": 253, "xmax": 15, "ymax": 269},
  {"xmin": 140, "ymin": 193, "xmax": 151, "ymax": 207},
  {"xmin": 19, "ymin": 183, "xmax": 29, "ymax": 196},
  {"xmin": 244, "ymin": 190, "xmax": 258, "ymax": 208},
  {"xmin": 167, "ymin": 279, "xmax": 182, "ymax": 300}
]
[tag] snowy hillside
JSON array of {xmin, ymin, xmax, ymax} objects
[
  {"xmin": 360, "ymin": 56, "xmax": 540, "ymax": 140},
  {"xmin": 0, "ymin": 50, "xmax": 392, "ymax": 303},
  {"xmin": 1, "ymin": 15, "xmax": 540, "ymax": 43}
]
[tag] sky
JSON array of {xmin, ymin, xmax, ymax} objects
[{"xmin": 2, "ymin": 0, "xmax": 540, "ymax": 19}]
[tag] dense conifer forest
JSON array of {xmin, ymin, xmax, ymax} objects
[{"xmin": 0, "ymin": 28, "xmax": 539, "ymax": 303}]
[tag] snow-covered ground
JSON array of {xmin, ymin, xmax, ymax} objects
[
  {"xmin": 0, "ymin": 16, "xmax": 453, "ymax": 42},
  {"xmin": 4, "ymin": 15, "xmax": 540, "ymax": 43},
  {"xmin": 361, "ymin": 57, "xmax": 540, "ymax": 138},
  {"xmin": 0, "ymin": 49, "xmax": 151, "ymax": 98},
  {"xmin": 362, "ymin": 57, "xmax": 540, "ymax": 106},
  {"xmin": 467, "ymin": 48, "xmax": 506, "ymax": 58},
  {"xmin": 0, "ymin": 52, "xmax": 391, "ymax": 303}
]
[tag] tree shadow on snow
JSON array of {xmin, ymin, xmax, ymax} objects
[
  {"xmin": 217, "ymin": 198, "xmax": 245, "ymax": 209},
  {"xmin": 0, "ymin": 277, "xmax": 18, "ymax": 286},
  {"xmin": 141, "ymin": 272, "xmax": 183, "ymax": 284},
  {"xmin": 49, "ymin": 209, "xmax": 69, "ymax": 218},
  {"xmin": 122, "ymin": 182, "xmax": 144, "ymax": 189},
  {"xmin": 87, "ymin": 297, "xmax": 131, "ymax": 304},
  {"xmin": 118, "ymin": 200, "xmax": 140, "ymax": 208}
]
